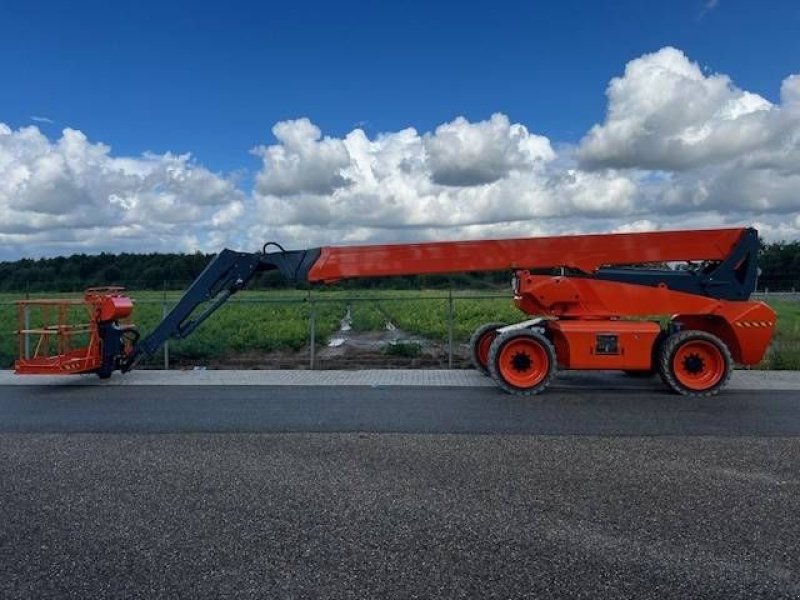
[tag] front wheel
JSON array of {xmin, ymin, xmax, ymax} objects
[
  {"xmin": 488, "ymin": 329, "xmax": 557, "ymax": 396},
  {"xmin": 96, "ymin": 367, "xmax": 113, "ymax": 379},
  {"xmin": 658, "ymin": 330, "xmax": 732, "ymax": 396}
]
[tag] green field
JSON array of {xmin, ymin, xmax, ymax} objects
[
  {"xmin": 1, "ymin": 290, "xmax": 798, "ymax": 370},
  {"xmin": 767, "ymin": 299, "xmax": 800, "ymax": 369}
]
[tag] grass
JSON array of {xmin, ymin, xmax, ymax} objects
[
  {"xmin": 1, "ymin": 289, "xmax": 799, "ymax": 370},
  {"xmin": 0, "ymin": 290, "xmax": 346, "ymax": 369},
  {"xmin": 349, "ymin": 300, "xmax": 390, "ymax": 333},
  {"xmin": 763, "ymin": 300, "xmax": 800, "ymax": 369},
  {"xmin": 383, "ymin": 341, "xmax": 423, "ymax": 358}
]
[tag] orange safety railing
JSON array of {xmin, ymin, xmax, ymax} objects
[
  {"xmin": 15, "ymin": 298, "xmax": 102, "ymax": 374},
  {"xmin": 14, "ymin": 288, "xmax": 133, "ymax": 375}
]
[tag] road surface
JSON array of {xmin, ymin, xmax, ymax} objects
[{"xmin": 1, "ymin": 370, "xmax": 799, "ymax": 598}]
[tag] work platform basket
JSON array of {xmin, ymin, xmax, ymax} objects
[{"xmin": 14, "ymin": 288, "xmax": 133, "ymax": 375}]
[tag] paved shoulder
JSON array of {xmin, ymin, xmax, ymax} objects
[
  {"xmin": 2, "ymin": 368, "xmax": 800, "ymax": 390},
  {"xmin": 1, "ymin": 383, "xmax": 800, "ymax": 435}
]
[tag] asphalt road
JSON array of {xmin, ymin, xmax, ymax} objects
[
  {"xmin": 2, "ymin": 384, "xmax": 799, "ymax": 598},
  {"xmin": 2, "ymin": 384, "xmax": 800, "ymax": 435}
]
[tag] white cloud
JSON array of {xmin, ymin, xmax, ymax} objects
[
  {"xmin": 0, "ymin": 124, "xmax": 242, "ymax": 258},
  {"xmin": 575, "ymin": 46, "xmax": 800, "ymax": 219},
  {"xmin": 782, "ymin": 75, "xmax": 800, "ymax": 106},
  {"xmin": 577, "ymin": 47, "xmax": 782, "ymax": 171},
  {"xmin": 253, "ymin": 118, "xmax": 351, "ymax": 197},
  {"xmin": 424, "ymin": 113, "xmax": 554, "ymax": 185},
  {"xmin": 244, "ymin": 115, "xmax": 637, "ymax": 252},
  {"xmin": 3, "ymin": 45, "xmax": 800, "ymax": 260}
]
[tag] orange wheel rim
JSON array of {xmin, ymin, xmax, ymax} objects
[
  {"xmin": 498, "ymin": 338, "xmax": 549, "ymax": 388},
  {"xmin": 477, "ymin": 330, "xmax": 498, "ymax": 368},
  {"xmin": 672, "ymin": 340, "xmax": 725, "ymax": 391}
]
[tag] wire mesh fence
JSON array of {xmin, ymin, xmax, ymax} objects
[
  {"xmin": 2, "ymin": 287, "xmax": 799, "ymax": 370},
  {"xmin": 0, "ymin": 289, "xmax": 524, "ymax": 370}
]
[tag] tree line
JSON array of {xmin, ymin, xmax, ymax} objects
[{"xmin": 1, "ymin": 241, "xmax": 799, "ymax": 293}]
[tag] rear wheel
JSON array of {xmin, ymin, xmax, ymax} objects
[
  {"xmin": 488, "ymin": 329, "xmax": 556, "ymax": 396},
  {"xmin": 469, "ymin": 322, "xmax": 506, "ymax": 375},
  {"xmin": 658, "ymin": 330, "xmax": 732, "ymax": 396}
]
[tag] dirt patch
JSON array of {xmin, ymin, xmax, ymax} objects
[
  {"xmin": 159, "ymin": 345, "xmax": 473, "ymax": 370},
  {"xmin": 161, "ymin": 342, "xmax": 474, "ymax": 371}
]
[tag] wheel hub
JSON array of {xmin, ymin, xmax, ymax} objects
[
  {"xmin": 511, "ymin": 351, "xmax": 532, "ymax": 372},
  {"xmin": 682, "ymin": 353, "xmax": 705, "ymax": 374}
]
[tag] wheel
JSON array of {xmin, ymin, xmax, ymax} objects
[
  {"xmin": 96, "ymin": 368, "xmax": 113, "ymax": 379},
  {"xmin": 488, "ymin": 329, "xmax": 556, "ymax": 396},
  {"xmin": 469, "ymin": 322, "xmax": 507, "ymax": 375},
  {"xmin": 658, "ymin": 330, "xmax": 732, "ymax": 396}
]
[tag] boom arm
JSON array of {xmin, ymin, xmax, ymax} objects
[
  {"xmin": 120, "ymin": 227, "xmax": 759, "ymax": 371},
  {"xmin": 121, "ymin": 246, "xmax": 320, "ymax": 370},
  {"xmin": 303, "ymin": 228, "xmax": 753, "ymax": 281}
]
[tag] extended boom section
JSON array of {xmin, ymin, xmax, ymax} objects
[
  {"xmin": 305, "ymin": 228, "xmax": 750, "ymax": 284},
  {"xmin": 15, "ymin": 227, "xmax": 775, "ymax": 397}
]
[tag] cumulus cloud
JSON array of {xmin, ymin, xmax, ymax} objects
[
  {"xmin": 577, "ymin": 47, "xmax": 784, "ymax": 171},
  {"xmin": 575, "ymin": 46, "xmax": 800, "ymax": 218},
  {"xmin": 424, "ymin": 113, "xmax": 554, "ymax": 185},
  {"xmin": 253, "ymin": 118, "xmax": 351, "ymax": 196},
  {"xmin": 2, "ymin": 45, "xmax": 800, "ymax": 260},
  {"xmin": 0, "ymin": 124, "xmax": 242, "ymax": 257},
  {"xmin": 245, "ymin": 114, "xmax": 637, "ymax": 252}
]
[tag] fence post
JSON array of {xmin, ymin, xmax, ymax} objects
[
  {"xmin": 162, "ymin": 281, "xmax": 170, "ymax": 370},
  {"xmin": 447, "ymin": 288, "xmax": 454, "ymax": 369},
  {"xmin": 309, "ymin": 290, "xmax": 316, "ymax": 370},
  {"xmin": 23, "ymin": 304, "xmax": 31, "ymax": 360}
]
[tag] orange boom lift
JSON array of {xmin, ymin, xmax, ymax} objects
[{"xmin": 15, "ymin": 227, "xmax": 775, "ymax": 396}]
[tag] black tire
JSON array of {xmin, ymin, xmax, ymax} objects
[
  {"xmin": 487, "ymin": 329, "xmax": 557, "ymax": 396},
  {"xmin": 658, "ymin": 330, "xmax": 732, "ymax": 397},
  {"xmin": 469, "ymin": 322, "xmax": 507, "ymax": 375},
  {"xmin": 96, "ymin": 368, "xmax": 113, "ymax": 380}
]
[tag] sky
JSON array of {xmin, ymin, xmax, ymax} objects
[{"xmin": 0, "ymin": 0, "xmax": 799, "ymax": 259}]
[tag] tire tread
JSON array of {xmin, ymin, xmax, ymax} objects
[
  {"xmin": 658, "ymin": 329, "xmax": 732, "ymax": 397},
  {"xmin": 469, "ymin": 322, "xmax": 507, "ymax": 375},
  {"xmin": 487, "ymin": 329, "xmax": 557, "ymax": 396}
]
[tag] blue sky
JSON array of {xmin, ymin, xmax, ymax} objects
[
  {"xmin": 1, "ymin": 0, "xmax": 799, "ymax": 258},
  {"xmin": 2, "ymin": 0, "xmax": 798, "ymax": 172}
]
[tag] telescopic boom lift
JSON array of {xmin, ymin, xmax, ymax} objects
[{"xmin": 15, "ymin": 227, "xmax": 775, "ymax": 396}]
